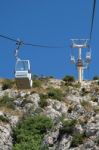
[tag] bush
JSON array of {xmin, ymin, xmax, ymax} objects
[
  {"xmin": 91, "ymin": 97, "xmax": 98, "ymax": 102},
  {"xmin": 81, "ymin": 88, "xmax": 89, "ymax": 96},
  {"xmin": 0, "ymin": 95, "xmax": 15, "ymax": 109},
  {"xmin": 61, "ymin": 119, "xmax": 77, "ymax": 134},
  {"xmin": 0, "ymin": 115, "xmax": 9, "ymax": 123},
  {"xmin": 71, "ymin": 133, "xmax": 85, "ymax": 147},
  {"xmin": 39, "ymin": 94, "xmax": 48, "ymax": 108},
  {"xmin": 33, "ymin": 79, "xmax": 42, "ymax": 88},
  {"xmin": 93, "ymin": 76, "xmax": 99, "ymax": 80},
  {"xmin": 63, "ymin": 75, "xmax": 75, "ymax": 83},
  {"xmin": 13, "ymin": 115, "xmax": 53, "ymax": 150},
  {"xmin": 73, "ymin": 83, "xmax": 81, "ymax": 88},
  {"xmin": 47, "ymin": 87, "xmax": 63, "ymax": 101},
  {"xmin": 94, "ymin": 107, "xmax": 99, "ymax": 113},
  {"xmin": 2, "ymin": 79, "xmax": 13, "ymax": 90}
]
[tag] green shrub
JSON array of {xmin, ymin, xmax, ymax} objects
[
  {"xmin": 13, "ymin": 115, "xmax": 53, "ymax": 150},
  {"xmin": 61, "ymin": 119, "xmax": 77, "ymax": 134},
  {"xmin": 47, "ymin": 87, "xmax": 63, "ymax": 101},
  {"xmin": 39, "ymin": 99, "xmax": 48, "ymax": 108},
  {"xmin": 0, "ymin": 115, "xmax": 9, "ymax": 123},
  {"xmin": 81, "ymin": 88, "xmax": 89, "ymax": 96},
  {"xmin": 63, "ymin": 75, "xmax": 75, "ymax": 83},
  {"xmin": 91, "ymin": 97, "xmax": 98, "ymax": 102},
  {"xmin": 2, "ymin": 79, "xmax": 13, "ymax": 90},
  {"xmin": 93, "ymin": 76, "xmax": 99, "ymax": 80},
  {"xmin": 94, "ymin": 107, "xmax": 99, "ymax": 113},
  {"xmin": 71, "ymin": 133, "xmax": 85, "ymax": 147},
  {"xmin": 0, "ymin": 95, "xmax": 15, "ymax": 109},
  {"xmin": 73, "ymin": 83, "xmax": 81, "ymax": 88},
  {"xmin": 33, "ymin": 79, "xmax": 42, "ymax": 88},
  {"xmin": 39, "ymin": 94, "xmax": 48, "ymax": 108},
  {"xmin": 39, "ymin": 93, "xmax": 48, "ymax": 100}
]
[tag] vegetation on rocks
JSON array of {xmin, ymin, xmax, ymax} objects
[
  {"xmin": 0, "ymin": 77, "xmax": 99, "ymax": 150},
  {"xmin": 81, "ymin": 87, "xmax": 89, "ymax": 96},
  {"xmin": 63, "ymin": 75, "xmax": 75, "ymax": 83},
  {"xmin": 93, "ymin": 76, "xmax": 99, "ymax": 80},
  {"xmin": 39, "ymin": 93, "xmax": 48, "ymax": 108},
  {"xmin": 33, "ymin": 79, "xmax": 42, "ymax": 88},
  {"xmin": 0, "ymin": 115, "xmax": 9, "ymax": 123},
  {"xmin": 13, "ymin": 115, "xmax": 53, "ymax": 150},
  {"xmin": 32, "ymin": 75, "xmax": 53, "ymax": 88},
  {"xmin": 61, "ymin": 119, "xmax": 77, "ymax": 134},
  {"xmin": 0, "ymin": 95, "xmax": 15, "ymax": 109},
  {"xmin": 96, "ymin": 138, "xmax": 99, "ymax": 146},
  {"xmin": 80, "ymin": 100, "xmax": 93, "ymax": 112},
  {"xmin": 2, "ymin": 79, "xmax": 14, "ymax": 90},
  {"xmin": 47, "ymin": 87, "xmax": 64, "ymax": 101},
  {"xmin": 71, "ymin": 133, "xmax": 86, "ymax": 147}
]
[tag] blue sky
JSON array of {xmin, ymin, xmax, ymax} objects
[{"xmin": 0, "ymin": 0, "xmax": 98, "ymax": 79}]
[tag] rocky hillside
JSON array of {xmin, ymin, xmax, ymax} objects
[{"xmin": 0, "ymin": 77, "xmax": 99, "ymax": 150}]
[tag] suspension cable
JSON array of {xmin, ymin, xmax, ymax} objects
[
  {"xmin": 0, "ymin": 34, "xmax": 64, "ymax": 48},
  {"xmin": 90, "ymin": 0, "xmax": 96, "ymax": 42}
]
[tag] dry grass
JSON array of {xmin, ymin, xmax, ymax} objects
[
  {"xmin": 0, "ymin": 107, "xmax": 23, "ymax": 116},
  {"xmin": 94, "ymin": 106, "xmax": 99, "ymax": 113},
  {"xmin": 78, "ymin": 116, "xmax": 89, "ymax": 125},
  {"xmin": 80, "ymin": 100, "xmax": 93, "ymax": 112}
]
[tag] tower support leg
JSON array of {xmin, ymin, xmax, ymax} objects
[{"xmin": 78, "ymin": 67, "xmax": 83, "ymax": 83}]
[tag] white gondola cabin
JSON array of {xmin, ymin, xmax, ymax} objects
[
  {"xmin": 86, "ymin": 51, "xmax": 91, "ymax": 63},
  {"xmin": 70, "ymin": 56, "xmax": 75, "ymax": 64},
  {"xmin": 15, "ymin": 60, "xmax": 32, "ymax": 89}
]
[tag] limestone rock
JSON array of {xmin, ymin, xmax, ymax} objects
[
  {"xmin": 0, "ymin": 123, "xmax": 12, "ymax": 150},
  {"xmin": 85, "ymin": 122, "xmax": 99, "ymax": 137},
  {"xmin": 44, "ymin": 105, "xmax": 61, "ymax": 122},
  {"xmin": 83, "ymin": 139, "xmax": 95, "ymax": 149},
  {"xmin": 28, "ymin": 93, "xmax": 40, "ymax": 108},
  {"xmin": 74, "ymin": 124, "xmax": 84, "ymax": 134},
  {"xmin": 58, "ymin": 134, "xmax": 72, "ymax": 150},
  {"xmin": 0, "ymin": 79, "xmax": 99, "ymax": 149},
  {"xmin": 6, "ymin": 115, "xmax": 19, "ymax": 127}
]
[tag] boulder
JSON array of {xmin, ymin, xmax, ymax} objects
[{"xmin": 27, "ymin": 93, "xmax": 40, "ymax": 110}]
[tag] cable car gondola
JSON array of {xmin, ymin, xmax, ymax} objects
[
  {"xmin": 86, "ymin": 51, "xmax": 91, "ymax": 63},
  {"xmin": 15, "ymin": 59, "xmax": 33, "ymax": 89},
  {"xmin": 70, "ymin": 55, "xmax": 75, "ymax": 64}
]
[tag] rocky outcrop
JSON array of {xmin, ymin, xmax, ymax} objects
[
  {"xmin": 0, "ymin": 92, "xmax": 40, "ymax": 150},
  {"xmin": 44, "ymin": 99, "xmax": 68, "ymax": 123},
  {"xmin": 0, "ymin": 79, "xmax": 99, "ymax": 149}
]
